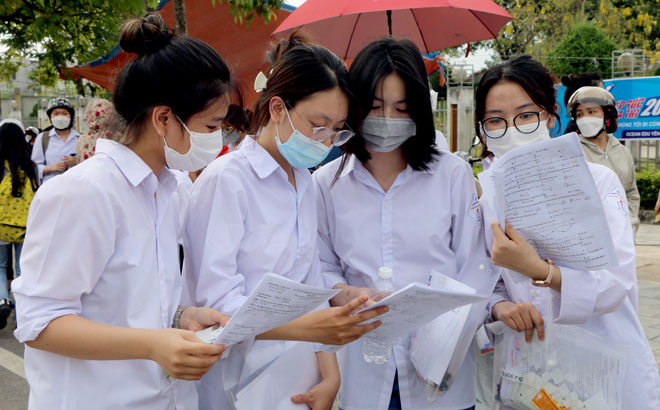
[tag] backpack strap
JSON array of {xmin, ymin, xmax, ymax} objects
[{"xmin": 41, "ymin": 132, "xmax": 50, "ymax": 162}]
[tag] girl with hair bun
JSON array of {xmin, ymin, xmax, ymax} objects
[{"xmin": 182, "ymin": 31, "xmax": 381, "ymax": 410}]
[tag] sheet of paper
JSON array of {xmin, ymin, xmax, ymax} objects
[
  {"xmin": 233, "ymin": 342, "xmax": 319, "ymax": 410},
  {"xmin": 357, "ymin": 282, "xmax": 487, "ymax": 343},
  {"xmin": 480, "ymin": 133, "xmax": 618, "ymax": 271},
  {"xmin": 490, "ymin": 321, "xmax": 627, "ymax": 410},
  {"xmin": 211, "ymin": 273, "xmax": 340, "ymax": 346},
  {"xmin": 410, "ymin": 271, "xmax": 476, "ymax": 386}
]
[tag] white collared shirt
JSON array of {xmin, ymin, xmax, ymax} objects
[
  {"xmin": 181, "ymin": 136, "xmax": 325, "ymax": 410},
  {"xmin": 313, "ymin": 153, "xmax": 497, "ymax": 410},
  {"xmin": 31, "ymin": 128, "xmax": 80, "ymax": 183},
  {"xmin": 13, "ymin": 139, "xmax": 197, "ymax": 410},
  {"xmin": 484, "ymin": 162, "xmax": 660, "ymax": 409}
]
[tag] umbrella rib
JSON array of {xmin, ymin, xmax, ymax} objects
[
  {"xmin": 469, "ymin": 9, "xmax": 498, "ymax": 39},
  {"xmin": 344, "ymin": 13, "xmax": 362, "ymax": 60},
  {"xmin": 410, "ymin": 10, "xmax": 430, "ymax": 53}
]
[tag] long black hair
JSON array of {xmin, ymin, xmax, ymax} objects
[
  {"xmin": 342, "ymin": 37, "xmax": 438, "ymax": 171},
  {"xmin": 475, "ymin": 55, "xmax": 561, "ymax": 157},
  {"xmin": 0, "ymin": 123, "xmax": 38, "ymax": 196},
  {"xmin": 114, "ymin": 12, "xmax": 234, "ymax": 145}
]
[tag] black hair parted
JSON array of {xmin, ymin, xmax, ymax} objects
[
  {"xmin": 113, "ymin": 12, "xmax": 234, "ymax": 145},
  {"xmin": 0, "ymin": 123, "xmax": 38, "ymax": 195},
  {"xmin": 475, "ymin": 55, "xmax": 561, "ymax": 157},
  {"xmin": 342, "ymin": 37, "xmax": 438, "ymax": 171}
]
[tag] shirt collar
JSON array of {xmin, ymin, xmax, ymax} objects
[
  {"xmin": 48, "ymin": 127, "xmax": 80, "ymax": 139},
  {"xmin": 241, "ymin": 137, "xmax": 281, "ymax": 180},
  {"xmin": 95, "ymin": 139, "xmax": 173, "ymax": 188}
]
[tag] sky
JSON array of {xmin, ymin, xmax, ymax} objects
[{"xmin": 283, "ymin": 0, "xmax": 493, "ymax": 71}]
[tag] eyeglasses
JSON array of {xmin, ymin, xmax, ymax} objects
[
  {"xmin": 480, "ymin": 110, "xmax": 546, "ymax": 139},
  {"xmin": 287, "ymin": 107, "xmax": 354, "ymax": 146}
]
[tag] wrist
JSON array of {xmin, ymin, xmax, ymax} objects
[
  {"xmin": 491, "ymin": 300, "xmax": 512, "ymax": 320},
  {"xmin": 172, "ymin": 306, "xmax": 188, "ymax": 329},
  {"xmin": 529, "ymin": 258, "xmax": 550, "ymax": 280}
]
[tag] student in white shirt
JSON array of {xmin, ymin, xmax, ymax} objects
[
  {"xmin": 475, "ymin": 55, "xmax": 660, "ymax": 409},
  {"xmin": 182, "ymin": 32, "xmax": 386, "ymax": 410},
  {"xmin": 313, "ymin": 37, "xmax": 497, "ymax": 410},
  {"xmin": 31, "ymin": 97, "xmax": 80, "ymax": 184}
]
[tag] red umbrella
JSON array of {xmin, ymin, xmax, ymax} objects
[{"xmin": 272, "ymin": 0, "xmax": 512, "ymax": 59}]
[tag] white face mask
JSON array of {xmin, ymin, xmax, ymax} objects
[
  {"xmin": 51, "ymin": 115, "xmax": 71, "ymax": 130},
  {"xmin": 361, "ymin": 116, "xmax": 417, "ymax": 152},
  {"xmin": 485, "ymin": 120, "xmax": 550, "ymax": 158},
  {"xmin": 576, "ymin": 116, "xmax": 605, "ymax": 138},
  {"xmin": 163, "ymin": 116, "xmax": 224, "ymax": 171}
]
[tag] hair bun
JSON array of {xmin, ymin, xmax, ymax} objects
[
  {"xmin": 267, "ymin": 31, "xmax": 312, "ymax": 68},
  {"xmin": 119, "ymin": 12, "xmax": 174, "ymax": 57}
]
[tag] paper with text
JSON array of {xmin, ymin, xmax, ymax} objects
[
  {"xmin": 478, "ymin": 133, "xmax": 618, "ymax": 271},
  {"xmin": 357, "ymin": 282, "xmax": 487, "ymax": 343},
  {"xmin": 209, "ymin": 273, "xmax": 340, "ymax": 346}
]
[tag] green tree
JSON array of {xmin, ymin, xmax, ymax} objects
[
  {"xmin": 212, "ymin": 0, "xmax": 285, "ymax": 26},
  {"xmin": 546, "ymin": 22, "xmax": 617, "ymax": 78}
]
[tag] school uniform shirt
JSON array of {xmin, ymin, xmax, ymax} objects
[
  {"xmin": 12, "ymin": 139, "xmax": 197, "ymax": 410},
  {"xmin": 31, "ymin": 128, "xmax": 80, "ymax": 184},
  {"xmin": 181, "ymin": 136, "xmax": 326, "ymax": 410},
  {"xmin": 579, "ymin": 134, "xmax": 640, "ymax": 231},
  {"xmin": 313, "ymin": 153, "xmax": 498, "ymax": 410},
  {"xmin": 484, "ymin": 162, "xmax": 660, "ymax": 409}
]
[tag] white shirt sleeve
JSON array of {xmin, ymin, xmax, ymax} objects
[
  {"xmin": 550, "ymin": 174, "xmax": 637, "ymax": 324},
  {"xmin": 312, "ymin": 171, "xmax": 347, "ymax": 289},
  {"xmin": 31, "ymin": 132, "xmax": 46, "ymax": 183},
  {"xmin": 182, "ymin": 168, "xmax": 248, "ymax": 317},
  {"xmin": 12, "ymin": 176, "xmax": 115, "ymax": 342}
]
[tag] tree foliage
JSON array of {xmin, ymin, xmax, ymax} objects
[
  {"xmin": 547, "ymin": 22, "xmax": 617, "ymax": 78},
  {"xmin": 212, "ymin": 0, "xmax": 285, "ymax": 26}
]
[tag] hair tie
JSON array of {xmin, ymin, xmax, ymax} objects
[{"xmin": 254, "ymin": 71, "xmax": 268, "ymax": 92}]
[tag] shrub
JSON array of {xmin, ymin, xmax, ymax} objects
[{"xmin": 636, "ymin": 170, "xmax": 660, "ymax": 210}]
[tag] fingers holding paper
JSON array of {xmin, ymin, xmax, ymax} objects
[
  {"xmin": 151, "ymin": 328, "xmax": 225, "ymax": 380},
  {"xmin": 492, "ymin": 301, "xmax": 545, "ymax": 343},
  {"xmin": 490, "ymin": 221, "xmax": 548, "ymax": 280}
]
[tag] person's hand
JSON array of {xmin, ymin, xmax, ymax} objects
[
  {"xmin": 178, "ymin": 306, "xmax": 229, "ymax": 332},
  {"xmin": 655, "ymin": 190, "xmax": 660, "ymax": 216},
  {"xmin": 62, "ymin": 155, "xmax": 77, "ymax": 168},
  {"xmin": 490, "ymin": 221, "xmax": 548, "ymax": 280},
  {"xmin": 44, "ymin": 162, "xmax": 67, "ymax": 174},
  {"xmin": 149, "ymin": 328, "xmax": 225, "ymax": 380},
  {"xmin": 291, "ymin": 378, "xmax": 339, "ymax": 410},
  {"xmin": 330, "ymin": 284, "xmax": 391, "ymax": 308},
  {"xmin": 289, "ymin": 295, "xmax": 388, "ymax": 345},
  {"xmin": 492, "ymin": 301, "xmax": 544, "ymax": 343}
]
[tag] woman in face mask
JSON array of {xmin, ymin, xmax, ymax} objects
[
  {"xmin": 568, "ymin": 86, "xmax": 640, "ymax": 236},
  {"xmin": 476, "ymin": 55, "xmax": 660, "ymax": 409},
  {"xmin": 182, "ymin": 31, "xmax": 386, "ymax": 410},
  {"xmin": 31, "ymin": 97, "xmax": 80, "ymax": 183},
  {"xmin": 313, "ymin": 37, "xmax": 497, "ymax": 410}
]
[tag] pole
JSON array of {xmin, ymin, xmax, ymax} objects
[{"xmin": 387, "ymin": 10, "xmax": 392, "ymax": 36}]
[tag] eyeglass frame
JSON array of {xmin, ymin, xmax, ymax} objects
[
  {"xmin": 285, "ymin": 105, "xmax": 355, "ymax": 147},
  {"xmin": 479, "ymin": 110, "xmax": 547, "ymax": 139}
]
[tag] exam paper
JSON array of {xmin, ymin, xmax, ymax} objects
[
  {"xmin": 233, "ymin": 342, "xmax": 319, "ymax": 410},
  {"xmin": 210, "ymin": 273, "xmax": 340, "ymax": 346},
  {"xmin": 358, "ymin": 282, "xmax": 487, "ymax": 343},
  {"xmin": 410, "ymin": 272, "xmax": 476, "ymax": 391},
  {"xmin": 478, "ymin": 133, "xmax": 618, "ymax": 271}
]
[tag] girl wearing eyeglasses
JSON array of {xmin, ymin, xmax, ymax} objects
[
  {"xmin": 476, "ymin": 55, "xmax": 660, "ymax": 409},
  {"xmin": 313, "ymin": 37, "xmax": 497, "ymax": 410},
  {"xmin": 181, "ymin": 32, "xmax": 386, "ymax": 410}
]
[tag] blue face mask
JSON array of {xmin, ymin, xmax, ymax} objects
[{"xmin": 275, "ymin": 107, "xmax": 331, "ymax": 169}]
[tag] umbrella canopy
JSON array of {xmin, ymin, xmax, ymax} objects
[
  {"xmin": 64, "ymin": 0, "xmax": 295, "ymax": 106},
  {"xmin": 272, "ymin": 0, "xmax": 512, "ymax": 59}
]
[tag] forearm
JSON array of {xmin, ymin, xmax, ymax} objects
[
  {"xmin": 25, "ymin": 314, "xmax": 157, "ymax": 361},
  {"xmin": 315, "ymin": 352, "xmax": 340, "ymax": 384},
  {"xmin": 256, "ymin": 313, "xmax": 315, "ymax": 342}
]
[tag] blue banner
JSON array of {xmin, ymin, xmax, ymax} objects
[{"xmin": 557, "ymin": 76, "xmax": 660, "ymax": 140}]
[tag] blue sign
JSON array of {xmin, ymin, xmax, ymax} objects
[{"xmin": 557, "ymin": 76, "xmax": 660, "ymax": 140}]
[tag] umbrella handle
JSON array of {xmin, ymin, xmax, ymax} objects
[{"xmin": 387, "ymin": 10, "xmax": 392, "ymax": 36}]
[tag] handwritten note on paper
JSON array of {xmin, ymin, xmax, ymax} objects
[
  {"xmin": 481, "ymin": 133, "xmax": 618, "ymax": 271},
  {"xmin": 211, "ymin": 273, "xmax": 340, "ymax": 346},
  {"xmin": 357, "ymin": 283, "xmax": 487, "ymax": 343}
]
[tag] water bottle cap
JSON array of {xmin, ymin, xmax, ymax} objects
[{"xmin": 378, "ymin": 267, "xmax": 393, "ymax": 280}]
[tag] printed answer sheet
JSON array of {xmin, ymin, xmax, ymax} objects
[
  {"xmin": 207, "ymin": 273, "xmax": 340, "ymax": 346},
  {"xmin": 478, "ymin": 133, "xmax": 618, "ymax": 271},
  {"xmin": 357, "ymin": 282, "xmax": 486, "ymax": 343}
]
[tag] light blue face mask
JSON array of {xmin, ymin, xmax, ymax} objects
[{"xmin": 275, "ymin": 107, "xmax": 331, "ymax": 169}]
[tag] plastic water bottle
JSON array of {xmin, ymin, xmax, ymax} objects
[{"xmin": 362, "ymin": 267, "xmax": 394, "ymax": 364}]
